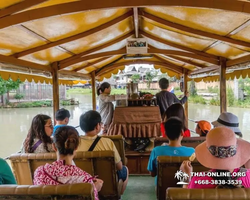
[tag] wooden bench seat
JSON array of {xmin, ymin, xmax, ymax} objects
[
  {"xmin": 9, "ymin": 151, "xmax": 119, "ymax": 200},
  {"xmin": 157, "ymin": 156, "xmax": 209, "ymax": 200},
  {"xmin": 0, "ymin": 183, "xmax": 94, "ymax": 200},
  {"xmin": 154, "ymin": 137, "xmax": 206, "ymax": 148},
  {"xmin": 166, "ymin": 188, "xmax": 250, "ymax": 200}
]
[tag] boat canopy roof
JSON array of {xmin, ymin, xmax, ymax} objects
[{"xmin": 1, "ymin": 0, "xmax": 250, "ymax": 84}]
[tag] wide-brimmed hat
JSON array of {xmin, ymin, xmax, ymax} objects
[
  {"xmin": 212, "ymin": 112, "xmax": 241, "ymax": 133},
  {"xmin": 195, "ymin": 127, "xmax": 250, "ymax": 170},
  {"xmin": 196, "ymin": 120, "xmax": 211, "ymax": 133}
]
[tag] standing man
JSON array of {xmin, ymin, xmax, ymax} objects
[{"xmin": 156, "ymin": 78, "xmax": 189, "ymax": 118}]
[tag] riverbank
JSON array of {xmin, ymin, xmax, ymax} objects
[
  {"xmin": 0, "ymin": 99, "xmax": 79, "ymax": 108},
  {"xmin": 67, "ymin": 88, "xmax": 250, "ymax": 108}
]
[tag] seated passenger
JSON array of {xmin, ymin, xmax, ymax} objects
[
  {"xmin": 212, "ymin": 112, "xmax": 242, "ymax": 138},
  {"xmin": 148, "ymin": 117, "xmax": 195, "ymax": 185},
  {"xmin": 78, "ymin": 110, "xmax": 128, "ymax": 195},
  {"xmin": 180, "ymin": 127, "xmax": 250, "ymax": 188},
  {"xmin": 33, "ymin": 126, "xmax": 103, "ymax": 200},
  {"xmin": 195, "ymin": 120, "xmax": 211, "ymax": 136},
  {"xmin": 52, "ymin": 108, "xmax": 70, "ymax": 136},
  {"xmin": 0, "ymin": 158, "xmax": 16, "ymax": 184},
  {"xmin": 21, "ymin": 114, "xmax": 54, "ymax": 153},
  {"xmin": 161, "ymin": 103, "xmax": 191, "ymax": 137}
]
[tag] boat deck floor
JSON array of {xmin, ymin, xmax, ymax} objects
[{"xmin": 122, "ymin": 175, "xmax": 156, "ymax": 200}]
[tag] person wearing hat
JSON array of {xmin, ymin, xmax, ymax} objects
[
  {"xmin": 212, "ymin": 112, "xmax": 242, "ymax": 138},
  {"xmin": 195, "ymin": 120, "xmax": 211, "ymax": 136},
  {"xmin": 180, "ymin": 127, "xmax": 250, "ymax": 188}
]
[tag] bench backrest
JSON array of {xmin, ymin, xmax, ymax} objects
[
  {"xmin": 0, "ymin": 183, "xmax": 94, "ymax": 200},
  {"xmin": 154, "ymin": 137, "xmax": 206, "ymax": 148},
  {"xmin": 157, "ymin": 156, "xmax": 209, "ymax": 200},
  {"xmin": 101, "ymin": 135, "xmax": 126, "ymax": 164},
  {"xmin": 9, "ymin": 151, "xmax": 118, "ymax": 199},
  {"xmin": 166, "ymin": 188, "xmax": 250, "ymax": 200}
]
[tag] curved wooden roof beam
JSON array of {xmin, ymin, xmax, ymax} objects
[
  {"xmin": 166, "ymin": 55, "xmax": 207, "ymax": 68},
  {"xmin": 148, "ymin": 47, "xmax": 219, "ymax": 65},
  {"xmin": 59, "ymin": 31, "xmax": 134, "ymax": 69},
  {"xmin": 0, "ymin": 54, "xmax": 51, "ymax": 72},
  {"xmin": 140, "ymin": 11, "xmax": 250, "ymax": 48},
  {"xmin": 60, "ymin": 49, "xmax": 127, "ymax": 70},
  {"xmin": 188, "ymin": 65, "xmax": 219, "ymax": 75},
  {"xmin": 96, "ymin": 60, "xmax": 185, "ymax": 77},
  {"xmin": 0, "ymin": 0, "xmax": 48, "ymax": 18},
  {"xmin": 13, "ymin": 10, "xmax": 133, "ymax": 58},
  {"xmin": 59, "ymin": 70, "xmax": 90, "ymax": 79},
  {"xmin": 61, "ymin": 46, "xmax": 219, "ymax": 70},
  {"xmin": 1, "ymin": 0, "xmax": 250, "ymax": 29},
  {"xmin": 227, "ymin": 54, "xmax": 250, "ymax": 67},
  {"xmin": 140, "ymin": 30, "xmax": 218, "ymax": 60},
  {"xmin": 74, "ymin": 57, "xmax": 112, "ymax": 72}
]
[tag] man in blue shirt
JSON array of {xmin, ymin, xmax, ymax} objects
[
  {"xmin": 147, "ymin": 117, "xmax": 195, "ymax": 185},
  {"xmin": 52, "ymin": 108, "xmax": 70, "ymax": 136}
]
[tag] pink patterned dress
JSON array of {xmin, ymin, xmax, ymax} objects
[{"xmin": 33, "ymin": 160, "xmax": 99, "ymax": 200}]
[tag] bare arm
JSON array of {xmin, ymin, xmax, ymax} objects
[{"xmin": 116, "ymin": 161, "xmax": 123, "ymax": 171}]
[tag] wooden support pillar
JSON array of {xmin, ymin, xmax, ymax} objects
[
  {"xmin": 51, "ymin": 62, "xmax": 59, "ymax": 122},
  {"xmin": 91, "ymin": 71, "xmax": 96, "ymax": 110},
  {"xmin": 183, "ymin": 69, "xmax": 188, "ymax": 127},
  {"xmin": 220, "ymin": 57, "xmax": 227, "ymax": 113}
]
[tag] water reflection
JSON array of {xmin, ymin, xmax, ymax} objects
[{"xmin": 1, "ymin": 94, "xmax": 250, "ymax": 158}]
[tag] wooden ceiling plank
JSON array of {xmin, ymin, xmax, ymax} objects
[
  {"xmin": 141, "ymin": 30, "xmax": 218, "ymax": 60},
  {"xmin": 59, "ymin": 49, "xmax": 126, "ymax": 70},
  {"xmin": 14, "ymin": 10, "xmax": 133, "ymax": 58},
  {"xmin": 133, "ymin": 7, "xmax": 139, "ymax": 38},
  {"xmin": 0, "ymin": 54, "xmax": 51, "ymax": 72},
  {"xmin": 153, "ymin": 54, "xmax": 185, "ymax": 71},
  {"xmin": 74, "ymin": 57, "xmax": 111, "ymax": 72},
  {"xmin": 2, "ymin": 0, "xmax": 250, "ymax": 29},
  {"xmin": 0, "ymin": 0, "xmax": 48, "ymax": 18},
  {"xmin": 140, "ymin": 11, "xmax": 250, "ymax": 48},
  {"xmin": 188, "ymin": 65, "xmax": 219, "ymax": 75},
  {"xmin": 227, "ymin": 54, "xmax": 250, "ymax": 67}
]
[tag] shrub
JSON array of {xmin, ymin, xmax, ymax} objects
[
  {"xmin": 189, "ymin": 95, "xmax": 206, "ymax": 104},
  {"xmin": 210, "ymin": 98, "xmax": 220, "ymax": 106},
  {"xmin": 14, "ymin": 93, "xmax": 24, "ymax": 102}
]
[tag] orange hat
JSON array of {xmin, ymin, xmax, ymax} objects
[{"xmin": 196, "ymin": 120, "xmax": 211, "ymax": 133}]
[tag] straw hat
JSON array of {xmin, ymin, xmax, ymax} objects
[
  {"xmin": 212, "ymin": 112, "xmax": 241, "ymax": 133},
  {"xmin": 195, "ymin": 127, "xmax": 250, "ymax": 170}
]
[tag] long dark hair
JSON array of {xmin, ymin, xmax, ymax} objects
[
  {"xmin": 164, "ymin": 103, "xmax": 188, "ymax": 131},
  {"xmin": 24, "ymin": 114, "xmax": 52, "ymax": 153},
  {"xmin": 97, "ymin": 82, "xmax": 110, "ymax": 96},
  {"xmin": 53, "ymin": 126, "xmax": 80, "ymax": 155}
]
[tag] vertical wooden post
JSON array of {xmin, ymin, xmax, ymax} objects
[
  {"xmin": 183, "ymin": 69, "xmax": 188, "ymax": 128},
  {"xmin": 91, "ymin": 71, "xmax": 96, "ymax": 111},
  {"xmin": 220, "ymin": 57, "xmax": 227, "ymax": 113},
  {"xmin": 51, "ymin": 62, "xmax": 59, "ymax": 122}
]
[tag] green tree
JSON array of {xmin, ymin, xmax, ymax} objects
[
  {"xmin": 131, "ymin": 74, "xmax": 140, "ymax": 83},
  {"xmin": 145, "ymin": 71, "xmax": 157, "ymax": 89},
  {"xmin": 0, "ymin": 77, "xmax": 22, "ymax": 99}
]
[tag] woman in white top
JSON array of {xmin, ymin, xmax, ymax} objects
[{"xmin": 97, "ymin": 82, "xmax": 115, "ymax": 134}]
